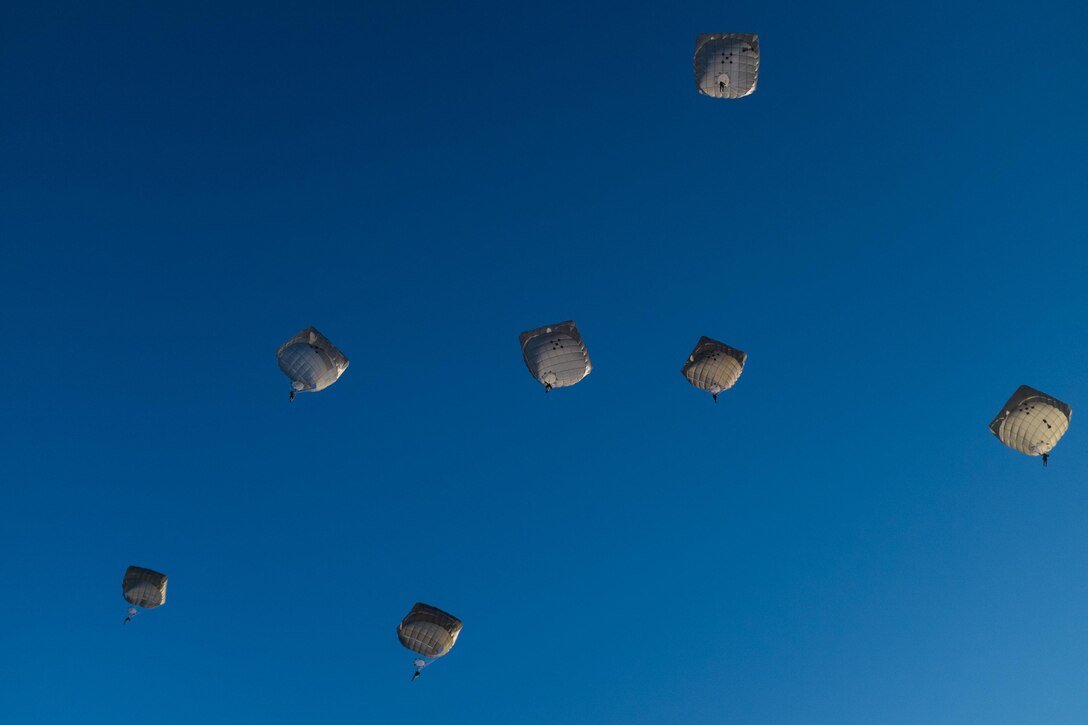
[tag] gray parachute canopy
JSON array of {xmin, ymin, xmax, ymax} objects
[
  {"xmin": 123, "ymin": 566, "xmax": 167, "ymax": 609},
  {"xmin": 519, "ymin": 321, "xmax": 592, "ymax": 391},
  {"xmin": 694, "ymin": 33, "xmax": 760, "ymax": 99},
  {"xmin": 397, "ymin": 603, "xmax": 463, "ymax": 659},
  {"xmin": 681, "ymin": 336, "xmax": 747, "ymax": 399},
  {"xmin": 989, "ymin": 385, "xmax": 1072, "ymax": 457},
  {"xmin": 277, "ymin": 326, "xmax": 349, "ymax": 395}
]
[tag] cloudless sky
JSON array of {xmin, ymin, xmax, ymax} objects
[{"xmin": 3, "ymin": 1, "xmax": 1088, "ymax": 723}]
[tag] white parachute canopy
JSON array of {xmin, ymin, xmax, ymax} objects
[
  {"xmin": 694, "ymin": 34, "xmax": 759, "ymax": 99},
  {"xmin": 681, "ymin": 336, "xmax": 746, "ymax": 401},
  {"xmin": 276, "ymin": 326, "xmax": 349, "ymax": 399},
  {"xmin": 989, "ymin": 385, "xmax": 1072, "ymax": 460},
  {"xmin": 518, "ymin": 320, "xmax": 592, "ymax": 391}
]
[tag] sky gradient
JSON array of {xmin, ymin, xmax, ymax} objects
[{"xmin": 3, "ymin": 1, "xmax": 1088, "ymax": 723}]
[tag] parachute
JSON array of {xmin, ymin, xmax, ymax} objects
[
  {"xmin": 122, "ymin": 566, "xmax": 167, "ymax": 624},
  {"xmin": 519, "ymin": 321, "xmax": 592, "ymax": 392},
  {"xmin": 694, "ymin": 34, "xmax": 760, "ymax": 99},
  {"xmin": 397, "ymin": 602, "xmax": 462, "ymax": 680},
  {"xmin": 276, "ymin": 326, "xmax": 349, "ymax": 401},
  {"xmin": 681, "ymin": 336, "xmax": 746, "ymax": 402},
  {"xmin": 989, "ymin": 385, "xmax": 1072, "ymax": 465}
]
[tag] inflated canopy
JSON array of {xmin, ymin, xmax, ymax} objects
[
  {"xmin": 519, "ymin": 321, "xmax": 592, "ymax": 391},
  {"xmin": 694, "ymin": 33, "xmax": 760, "ymax": 99},
  {"xmin": 123, "ymin": 566, "xmax": 168, "ymax": 609},
  {"xmin": 397, "ymin": 602, "xmax": 463, "ymax": 659},
  {"xmin": 989, "ymin": 385, "xmax": 1072, "ymax": 457},
  {"xmin": 277, "ymin": 326, "xmax": 349, "ymax": 395},
  {"xmin": 682, "ymin": 336, "xmax": 747, "ymax": 400}
]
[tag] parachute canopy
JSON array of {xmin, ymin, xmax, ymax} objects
[
  {"xmin": 397, "ymin": 602, "xmax": 463, "ymax": 659},
  {"xmin": 123, "ymin": 566, "xmax": 167, "ymax": 609},
  {"xmin": 277, "ymin": 326, "xmax": 349, "ymax": 395},
  {"xmin": 694, "ymin": 33, "xmax": 760, "ymax": 99},
  {"xmin": 681, "ymin": 336, "xmax": 747, "ymax": 399},
  {"xmin": 519, "ymin": 320, "xmax": 592, "ymax": 391},
  {"xmin": 989, "ymin": 385, "xmax": 1072, "ymax": 457}
]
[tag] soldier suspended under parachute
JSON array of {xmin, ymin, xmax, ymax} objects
[
  {"xmin": 681, "ymin": 336, "xmax": 747, "ymax": 402},
  {"xmin": 277, "ymin": 326, "xmax": 349, "ymax": 401},
  {"xmin": 694, "ymin": 33, "xmax": 760, "ymax": 99},
  {"xmin": 519, "ymin": 321, "xmax": 592, "ymax": 392},
  {"xmin": 122, "ymin": 566, "xmax": 167, "ymax": 625},
  {"xmin": 989, "ymin": 385, "xmax": 1072, "ymax": 466},
  {"xmin": 397, "ymin": 602, "xmax": 462, "ymax": 681}
]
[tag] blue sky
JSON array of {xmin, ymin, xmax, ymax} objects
[{"xmin": 3, "ymin": 1, "xmax": 1088, "ymax": 722}]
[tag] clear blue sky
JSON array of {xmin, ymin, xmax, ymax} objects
[{"xmin": 3, "ymin": 1, "xmax": 1088, "ymax": 723}]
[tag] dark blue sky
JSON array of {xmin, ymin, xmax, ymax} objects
[{"xmin": 3, "ymin": 1, "xmax": 1088, "ymax": 722}]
